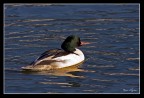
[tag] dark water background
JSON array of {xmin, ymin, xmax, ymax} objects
[{"xmin": 4, "ymin": 4, "xmax": 140, "ymax": 94}]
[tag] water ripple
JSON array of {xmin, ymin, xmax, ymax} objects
[{"xmin": 103, "ymin": 72, "xmax": 139, "ymax": 76}]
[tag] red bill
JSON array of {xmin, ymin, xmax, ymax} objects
[{"xmin": 80, "ymin": 41, "xmax": 91, "ymax": 46}]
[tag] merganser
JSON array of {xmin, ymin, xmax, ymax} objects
[{"xmin": 21, "ymin": 35, "xmax": 90, "ymax": 71}]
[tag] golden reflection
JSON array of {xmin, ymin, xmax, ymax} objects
[{"xmin": 22, "ymin": 61, "xmax": 85, "ymax": 78}]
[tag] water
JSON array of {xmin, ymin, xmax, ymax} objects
[{"xmin": 4, "ymin": 4, "xmax": 140, "ymax": 94}]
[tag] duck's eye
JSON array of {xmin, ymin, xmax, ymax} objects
[{"xmin": 78, "ymin": 38, "xmax": 81, "ymax": 46}]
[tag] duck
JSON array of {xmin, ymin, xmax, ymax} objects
[{"xmin": 21, "ymin": 35, "xmax": 90, "ymax": 71}]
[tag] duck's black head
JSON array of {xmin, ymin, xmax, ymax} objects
[{"xmin": 61, "ymin": 35, "xmax": 81, "ymax": 53}]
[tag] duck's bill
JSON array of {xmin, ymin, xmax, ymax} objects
[{"xmin": 80, "ymin": 41, "xmax": 91, "ymax": 46}]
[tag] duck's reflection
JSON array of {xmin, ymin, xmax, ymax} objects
[{"xmin": 22, "ymin": 62, "xmax": 85, "ymax": 78}]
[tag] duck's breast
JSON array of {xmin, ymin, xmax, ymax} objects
[{"xmin": 53, "ymin": 48, "xmax": 85, "ymax": 68}]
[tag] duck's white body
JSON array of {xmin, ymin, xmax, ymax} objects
[
  {"xmin": 22, "ymin": 48, "xmax": 84, "ymax": 71},
  {"xmin": 52, "ymin": 48, "xmax": 84, "ymax": 68}
]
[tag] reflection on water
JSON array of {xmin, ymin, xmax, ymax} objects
[
  {"xmin": 5, "ymin": 66, "xmax": 84, "ymax": 78},
  {"xmin": 21, "ymin": 62, "xmax": 86, "ymax": 78},
  {"xmin": 4, "ymin": 4, "xmax": 139, "ymax": 93}
]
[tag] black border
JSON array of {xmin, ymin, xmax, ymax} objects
[{"xmin": 2, "ymin": 0, "xmax": 141, "ymax": 3}]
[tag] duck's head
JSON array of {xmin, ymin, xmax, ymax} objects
[{"xmin": 61, "ymin": 35, "xmax": 90, "ymax": 52}]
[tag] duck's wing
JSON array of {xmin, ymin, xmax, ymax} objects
[{"xmin": 30, "ymin": 49, "xmax": 63, "ymax": 66}]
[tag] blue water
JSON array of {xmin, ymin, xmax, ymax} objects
[{"xmin": 4, "ymin": 4, "xmax": 139, "ymax": 94}]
